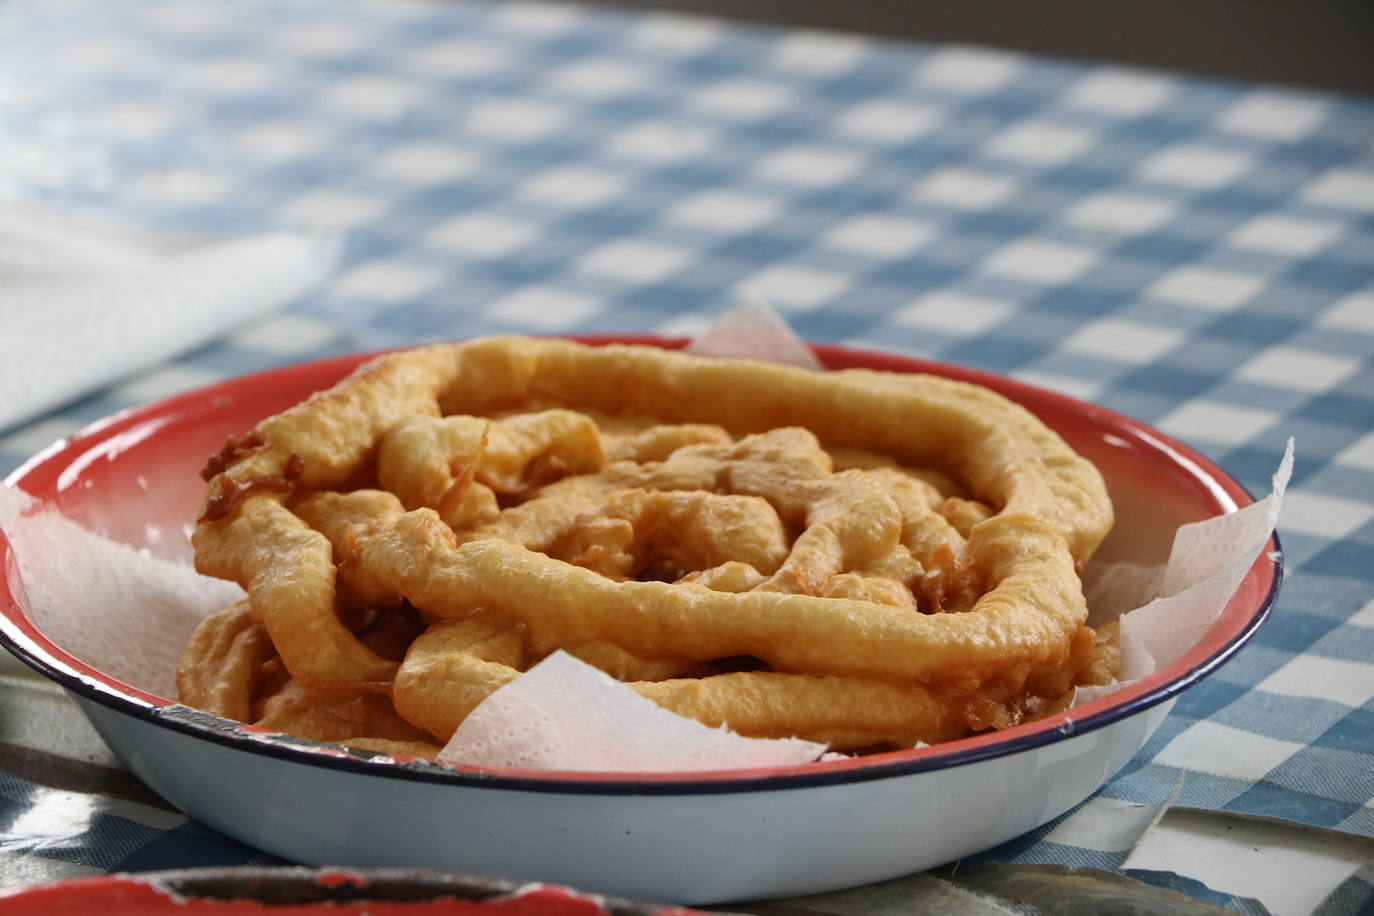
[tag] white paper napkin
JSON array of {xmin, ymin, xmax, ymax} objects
[
  {"xmin": 0, "ymin": 202, "xmax": 338, "ymax": 430},
  {"xmin": 683, "ymin": 300, "xmax": 823, "ymax": 370},
  {"xmin": 440, "ymin": 650, "xmax": 826, "ymax": 771},
  {"xmin": 0, "ymin": 483, "xmax": 240, "ymax": 697},
  {"xmin": 1075, "ymin": 440, "xmax": 1292, "ymax": 701}
]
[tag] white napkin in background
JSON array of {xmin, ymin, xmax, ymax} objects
[{"xmin": 0, "ymin": 202, "xmax": 339, "ymax": 430}]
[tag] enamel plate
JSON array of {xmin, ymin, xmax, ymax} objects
[{"xmin": 0, "ymin": 338, "xmax": 1281, "ymax": 906}]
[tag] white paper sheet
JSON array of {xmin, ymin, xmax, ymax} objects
[
  {"xmin": 440, "ymin": 650, "xmax": 826, "ymax": 771},
  {"xmin": 0, "ymin": 202, "xmax": 337, "ymax": 430}
]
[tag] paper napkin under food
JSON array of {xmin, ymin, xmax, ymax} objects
[
  {"xmin": 1076, "ymin": 440, "xmax": 1292, "ymax": 700},
  {"xmin": 683, "ymin": 300, "xmax": 823, "ymax": 370},
  {"xmin": 440, "ymin": 650, "xmax": 826, "ymax": 771},
  {"xmin": 0, "ymin": 201, "xmax": 337, "ymax": 430},
  {"xmin": 0, "ymin": 483, "xmax": 240, "ymax": 698}
]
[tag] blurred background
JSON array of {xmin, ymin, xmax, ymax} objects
[{"xmin": 586, "ymin": 0, "xmax": 1374, "ymax": 95}]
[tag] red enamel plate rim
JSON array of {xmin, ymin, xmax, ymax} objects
[
  {"xmin": 0, "ymin": 336, "xmax": 1282, "ymax": 792},
  {"xmin": 0, "ymin": 866, "xmax": 701, "ymax": 914}
]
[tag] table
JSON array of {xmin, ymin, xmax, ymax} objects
[{"xmin": 1, "ymin": 0, "xmax": 1372, "ymax": 911}]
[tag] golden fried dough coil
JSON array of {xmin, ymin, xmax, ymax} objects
[{"xmin": 187, "ymin": 337, "xmax": 1115, "ymax": 752}]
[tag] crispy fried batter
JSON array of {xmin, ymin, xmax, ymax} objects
[
  {"xmin": 556, "ymin": 488, "xmax": 789, "ymax": 580},
  {"xmin": 176, "ymin": 600, "xmax": 275, "ymax": 723},
  {"xmin": 185, "ymin": 337, "xmax": 1115, "ymax": 753}
]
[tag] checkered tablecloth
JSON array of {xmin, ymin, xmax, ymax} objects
[{"xmin": 1, "ymin": 0, "xmax": 1372, "ymax": 910}]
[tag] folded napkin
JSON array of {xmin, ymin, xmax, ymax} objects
[{"xmin": 0, "ymin": 202, "xmax": 338, "ymax": 431}]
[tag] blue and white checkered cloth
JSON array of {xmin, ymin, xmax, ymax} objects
[{"xmin": 1, "ymin": 0, "xmax": 1371, "ymax": 909}]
